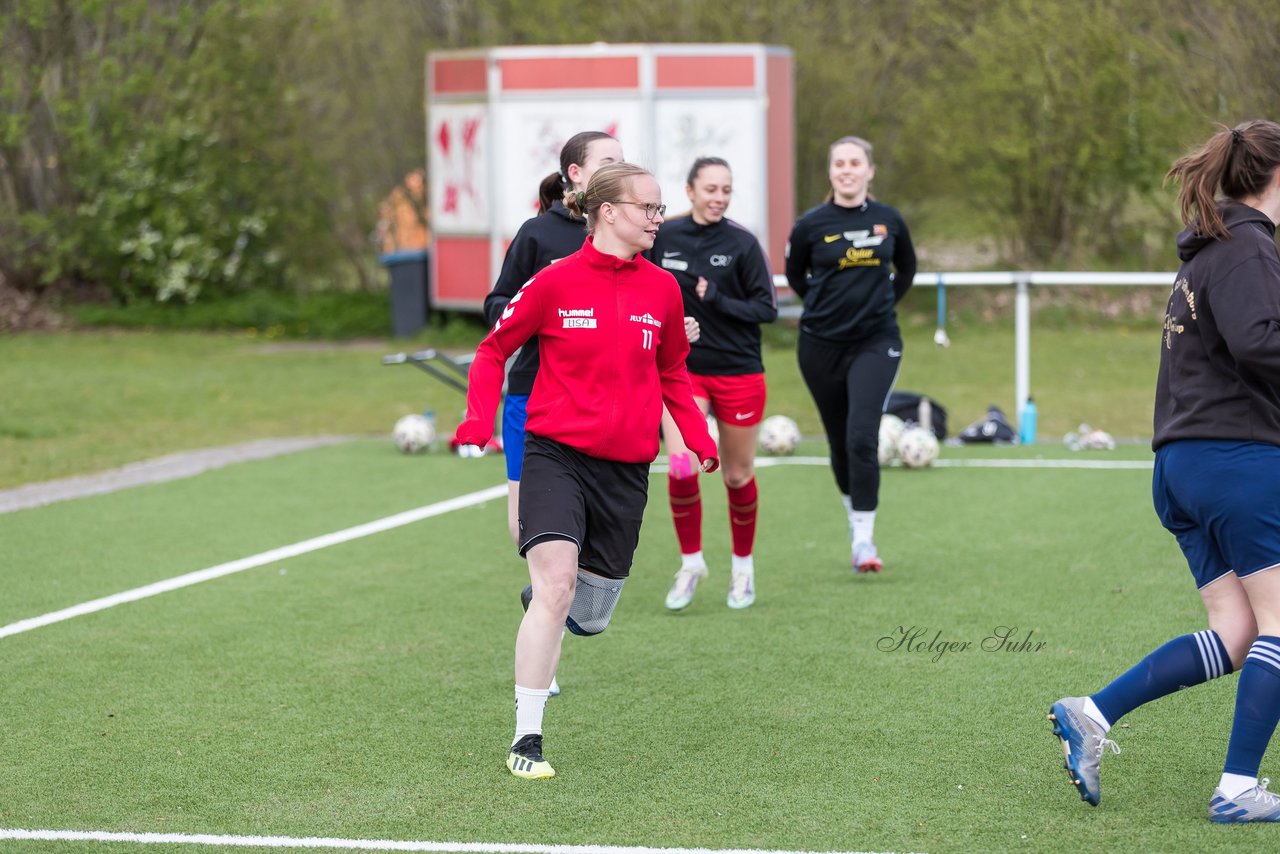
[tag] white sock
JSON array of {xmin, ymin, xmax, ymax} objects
[
  {"xmin": 850, "ymin": 510, "xmax": 876, "ymax": 545},
  {"xmin": 731, "ymin": 553, "xmax": 754, "ymax": 575},
  {"xmin": 1082, "ymin": 697, "xmax": 1112, "ymax": 733},
  {"xmin": 1218, "ymin": 772, "xmax": 1258, "ymax": 799},
  {"xmin": 840, "ymin": 494, "xmax": 853, "ymax": 515},
  {"xmin": 681, "ymin": 550, "xmax": 706, "ymax": 570},
  {"xmin": 513, "ymin": 685, "xmax": 550, "ymax": 745}
]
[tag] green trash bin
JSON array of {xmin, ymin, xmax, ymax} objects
[{"xmin": 381, "ymin": 250, "xmax": 430, "ymax": 338}]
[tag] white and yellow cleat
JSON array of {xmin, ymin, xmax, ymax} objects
[{"xmin": 507, "ymin": 734, "xmax": 555, "ymax": 779}]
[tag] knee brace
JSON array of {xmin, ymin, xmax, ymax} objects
[{"xmin": 565, "ymin": 570, "xmax": 626, "ymax": 636}]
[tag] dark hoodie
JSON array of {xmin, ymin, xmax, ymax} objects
[
  {"xmin": 1153, "ymin": 202, "xmax": 1280, "ymax": 450},
  {"xmin": 483, "ymin": 200, "xmax": 587, "ymax": 396}
]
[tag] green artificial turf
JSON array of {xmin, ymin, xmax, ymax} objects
[{"xmin": 3, "ymin": 440, "xmax": 1270, "ymax": 853}]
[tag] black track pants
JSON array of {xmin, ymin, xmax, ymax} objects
[{"xmin": 797, "ymin": 332, "xmax": 902, "ymax": 510}]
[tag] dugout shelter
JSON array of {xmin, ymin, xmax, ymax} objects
[{"xmin": 426, "ymin": 43, "xmax": 794, "ymax": 312}]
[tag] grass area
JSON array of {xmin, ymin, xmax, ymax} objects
[
  {"xmin": 0, "ymin": 304, "xmax": 1158, "ymax": 490},
  {"xmin": 2, "ymin": 439, "xmax": 1267, "ymax": 853}
]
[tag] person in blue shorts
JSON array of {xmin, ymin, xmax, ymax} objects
[{"xmin": 1049, "ymin": 119, "xmax": 1280, "ymax": 822}]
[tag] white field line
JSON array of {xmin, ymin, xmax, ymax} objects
[
  {"xmin": 0, "ymin": 484, "xmax": 507, "ymax": 641},
  {"xmin": 751, "ymin": 455, "xmax": 1152, "ymax": 470},
  {"xmin": 0, "ymin": 828, "xmax": 909, "ymax": 854},
  {"xmin": 3, "ymin": 454, "xmax": 1148, "ymax": 642}
]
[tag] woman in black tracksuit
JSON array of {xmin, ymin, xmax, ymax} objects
[{"xmin": 786, "ymin": 135, "xmax": 916, "ymax": 574}]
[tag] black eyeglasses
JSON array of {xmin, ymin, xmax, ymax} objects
[{"xmin": 614, "ymin": 201, "xmax": 667, "ymax": 221}]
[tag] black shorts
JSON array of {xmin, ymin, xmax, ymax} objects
[{"xmin": 517, "ymin": 434, "xmax": 650, "ymax": 579}]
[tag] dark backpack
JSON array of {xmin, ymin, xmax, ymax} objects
[
  {"xmin": 886, "ymin": 391, "xmax": 948, "ymax": 439},
  {"xmin": 957, "ymin": 405, "xmax": 1017, "ymax": 444}
]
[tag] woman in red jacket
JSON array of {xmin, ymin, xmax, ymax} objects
[{"xmin": 456, "ymin": 162, "xmax": 718, "ymax": 780}]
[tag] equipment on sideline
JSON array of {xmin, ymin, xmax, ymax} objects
[
  {"xmin": 382, "ymin": 348, "xmax": 503, "ymax": 456},
  {"xmin": 758, "ymin": 414, "xmax": 800, "ymax": 455},
  {"xmin": 393, "ymin": 413, "xmax": 435, "ymax": 454},
  {"xmin": 885, "ymin": 391, "xmax": 948, "ymax": 440},
  {"xmin": 897, "ymin": 425, "xmax": 940, "ymax": 469},
  {"xmin": 381, "ymin": 348, "xmax": 474, "ymax": 393},
  {"xmin": 878, "ymin": 413, "xmax": 906, "ymax": 466},
  {"xmin": 934, "ymin": 275, "xmax": 951, "ymax": 347}
]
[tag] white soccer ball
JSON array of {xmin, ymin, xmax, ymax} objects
[
  {"xmin": 878, "ymin": 413, "xmax": 906, "ymax": 466},
  {"xmin": 897, "ymin": 425, "xmax": 940, "ymax": 469},
  {"xmin": 393, "ymin": 413, "xmax": 435, "ymax": 454},
  {"xmin": 758, "ymin": 414, "xmax": 801, "ymax": 455}
]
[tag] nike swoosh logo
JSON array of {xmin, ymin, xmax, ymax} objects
[
  {"xmin": 823, "ymin": 234, "xmax": 842, "ymax": 243},
  {"xmin": 663, "ymin": 251, "xmax": 681, "ymax": 257},
  {"xmin": 888, "ymin": 348, "xmax": 901, "ymax": 357},
  {"xmin": 734, "ymin": 411, "xmax": 755, "ymax": 421}
]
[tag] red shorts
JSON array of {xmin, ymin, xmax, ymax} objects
[{"xmin": 688, "ymin": 372, "xmax": 767, "ymax": 427}]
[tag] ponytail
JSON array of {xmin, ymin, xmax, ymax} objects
[
  {"xmin": 537, "ymin": 171, "xmax": 564, "ymax": 214},
  {"xmin": 1166, "ymin": 120, "xmax": 1280, "ymax": 240},
  {"xmin": 535, "ymin": 130, "xmax": 618, "ymax": 218}
]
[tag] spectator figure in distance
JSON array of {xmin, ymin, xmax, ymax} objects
[
  {"xmin": 375, "ymin": 168, "xmax": 431, "ymax": 253},
  {"xmin": 785, "ymin": 135, "xmax": 916, "ymax": 574},
  {"xmin": 1049, "ymin": 119, "xmax": 1280, "ymax": 823},
  {"xmin": 456, "ymin": 162, "xmax": 718, "ymax": 780},
  {"xmin": 653, "ymin": 156, "xmax": 778, "ymax": 611}
]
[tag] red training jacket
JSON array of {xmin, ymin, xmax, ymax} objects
[{"xmin": 456, "ymin": 236, "xmax": 718, "ymax": 466}]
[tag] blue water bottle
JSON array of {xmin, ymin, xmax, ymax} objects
[{"xmin": 1019, "ymin": 397, "xmax": 1038, "ymax": 445}]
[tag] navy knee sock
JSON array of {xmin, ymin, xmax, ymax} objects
[
  {"xmin": 1224, "ymin": 636, "xmax": 1280, "ymax": 778},
  {"xmin": 1092, "ymin": 630, "xmax": 1232, "ymax": 725}
]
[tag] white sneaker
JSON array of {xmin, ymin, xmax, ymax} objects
[
  {"xmin": 665, "ymin": 563, "xmax": 707, "ymax": 611},
  {"xmin": 1210, "ymin": 778, "xmax": 1280, "ymax": 822},
  {"xmin": 727, "ymin": 568, "xmax": 755, "ymax": 609}
]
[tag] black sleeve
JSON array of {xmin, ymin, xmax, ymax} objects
[
  {"xmin": 1209, "ymin": 251, "xmax": 1280, "ymax": 385},
  {"xmin": 483, "ymin": 225, "xmax": 539, "ymax": 326},
  {"xmin": 785, "ymin": 218, "xmax": 812, "ymax": 299},
  {"xmin": 703, "ymin": 238, "xmax": 778, "ymax": 323},
  {"xmin": 891, "ymin": 214, "xmax": 917, "ymax": 304}
]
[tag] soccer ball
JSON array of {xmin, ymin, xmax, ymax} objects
[
  {"xmin": 878, "ymin": 413, "xmax": 906, "ymax": 466},
  {"xmin": 393, "ymin": 413, "xmax": 435, "ymax": 454},
  {"xmin": 758, "ymin": 414, "xmax": 801, "ymax": 455},
  {"xmin": 897, "ymin": 425, "xmax": 940, "ymax": 469}
]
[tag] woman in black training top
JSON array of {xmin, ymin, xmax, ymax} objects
[{"xmin": 785, "ymin": 135, "xmax": 916, "ymax": 574}]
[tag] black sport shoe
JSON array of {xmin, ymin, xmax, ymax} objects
[{"xmin": 507, "ymin": 733, "xmax": 555, "ymax": 779}]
